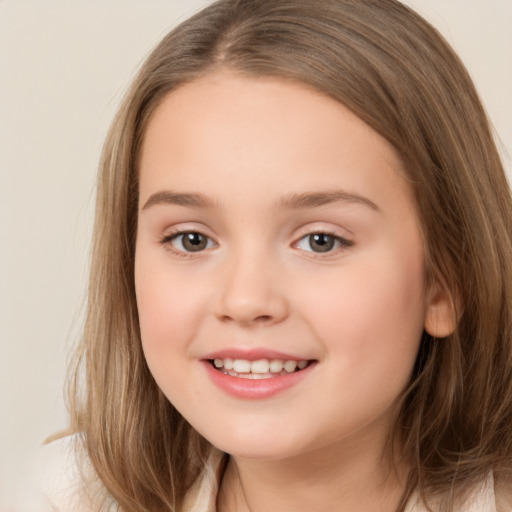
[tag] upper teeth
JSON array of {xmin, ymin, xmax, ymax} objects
[{"xmin": 213, "ymin": 358, "xmax": 308, "ymax": 374}]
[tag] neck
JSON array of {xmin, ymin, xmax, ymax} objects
[{"xmin": 218, "ymin": 430, "xmax": 409, "ymax": 512}]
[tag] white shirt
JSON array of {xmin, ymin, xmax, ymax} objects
[{"xmin": 38, "ymin": 435, "xmax": 502, "ymax": 512}]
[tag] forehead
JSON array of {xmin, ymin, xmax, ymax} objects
[{"xmin": 138, "ymin": 71, "xmax": 414, "ymax": 218}]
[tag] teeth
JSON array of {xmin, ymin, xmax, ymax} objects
[
  {"xmin": 251, "ymin": 359, "xmax": 270, "ymax": 374},
  {"xmin": 211, "ymin": 358, "xmax": 309, "ymax": 375},
  {"xmin": 284, "ymin": 360, "xmax": 297, "ymax": 372},
  {"xmin": 233, "ymin": 359, "xmax": 251, "ymax": 373},
  {"xmin": 269, "ymin": 359, "xmax": 284, "ymax": 373}
]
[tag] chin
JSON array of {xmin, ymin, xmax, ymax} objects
[
  {"xmin": 200, "ymin": 422, "xmax": 314, "ymax": 461},
  {"xmin": 215, "ymin": 441, "xmax": 302, "ymax": 461}
]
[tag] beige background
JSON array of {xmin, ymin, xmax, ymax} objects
[{"xmin": 0, "ymin": 1, "xmax": 511, "ymax": 509}]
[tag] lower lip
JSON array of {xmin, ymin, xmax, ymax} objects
[{"xmin": 202, "ymin": 361, "xmax": 316, "ymax": 399}]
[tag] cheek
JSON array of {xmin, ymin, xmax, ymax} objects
[
  {"xmin": 134, "ymin": 257, "xmax": 212, "ymax": 408},
  {"xmin": 298, "ymin": 248, "xmax": 426, "ymax": 379},
  {"xmin": 134, "ymin": 256, "xmax": 206, "ymax": 356}
]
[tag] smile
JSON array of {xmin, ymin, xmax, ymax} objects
[
  {"xmin": 211, "ymin": 358, "xmax": 310, "ymax": 379},
  {"xmin": 203, "ymin": 355, "xmax": 317, "ymax": 399}
]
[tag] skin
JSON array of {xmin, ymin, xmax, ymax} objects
[{"xmin": 135, "ymin": 71, "xmax": 454, "ymax": 511}]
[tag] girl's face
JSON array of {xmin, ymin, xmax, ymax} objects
[{"xmin": 135, "ymin": 72, "xmax": 450, "ymax": 461}]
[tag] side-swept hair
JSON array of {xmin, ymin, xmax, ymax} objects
[{"xmin": 68, "ymin": 1, "xmax": 512, "ymax": 510}]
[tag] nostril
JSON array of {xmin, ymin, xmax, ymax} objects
[
  {"xmin": 215, "ymin": 290, "xmax": 289, "ymax": 326},
  {"xmin": 255, "ymin": 315, "xmax": 273, "ymax": 322},
  {"xmin": 219, "ymin": 313, "xmax": 274, "ymax": 324}
]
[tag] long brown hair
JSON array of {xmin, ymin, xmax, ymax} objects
[{"xmin": 68, "ymin": 1, "xmax": 512, "ymax": 510}]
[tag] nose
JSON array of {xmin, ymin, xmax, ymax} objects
[{"xmin": 214, "ymin": 252, "xmax": 289, "ymax": 327}]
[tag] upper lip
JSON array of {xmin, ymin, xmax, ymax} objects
[{"xmin": 202, "ymin": 348, "xmax": 314, "ymax": 361}]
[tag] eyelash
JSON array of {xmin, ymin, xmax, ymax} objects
[
  {"xmin": 160, "ymin": 230, "xmax": 353, "ymax": 256},
  {"xmin": 294, "ymin": 231, "xmax": 353, "ymax": 255},
  {"xmin": 160, "ymin": 231, "xmax": 216, "ymax": 257}
]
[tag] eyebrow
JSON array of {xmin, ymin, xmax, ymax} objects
[
  {"xmin": 277, "ymin": 190, "xmax": 380, "ymax": 212},
  {"xmin": 142, "ymin": 191, "xmax": 217, "ymax": 210},
  {"xmin": 141, "ymin": 189, "xmax": 379, "ymax": 212}
]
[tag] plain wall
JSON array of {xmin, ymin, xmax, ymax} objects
[{"xmin": 0, "ymin": 1, "xmax": 511, "ymax": 509}]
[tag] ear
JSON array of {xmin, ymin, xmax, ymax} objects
[{"xmin": 424, "ymin": 281, "xmax": 458, "ymax": 338}]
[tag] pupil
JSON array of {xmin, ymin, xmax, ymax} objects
[
  {"xmin": 310, "ymin": 234, "xmax": 334, "ymax": 253},
  {"xmin": 183, "ymin": 233, "xmax": 207, "ymax": 251}
]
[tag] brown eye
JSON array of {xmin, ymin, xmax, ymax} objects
[
  {"xmin": 308, "ymin": 233, "xmax": 335, "ymax": 253},
  {"xmin": 296, "ymin": 232, "xmax": 352, "ymax": 254},
  {"xmin": 171, "ymin": 232, "xmax": 213, "ymax": 252}
]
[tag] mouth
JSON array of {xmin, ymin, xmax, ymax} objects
[
  {"xmin": 208, "ymin": 357, "xmax": 315, "ymax": 379},
  {"xmin": 203, "ymin": 353, "xmax": 318, "ymax": 399}
]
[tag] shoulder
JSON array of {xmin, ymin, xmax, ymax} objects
[
  {"xmin": 36, "ymin": 433, "xmax": 112, "ymax": 512},
  {"xmin": 496, "ymin": 477, "xmax": 512, "ymax": 512},
  {"xmin": 182, "ymin": 448, "xmax": 227, "ymax": 512},
  {"xmin": 407, "ymin": 473, "xmax": 504, "ymax": 512}
]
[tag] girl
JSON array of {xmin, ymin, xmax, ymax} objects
[{"xmin": 41, "ymin": 0, "xmax": 512, "ymax": 510}]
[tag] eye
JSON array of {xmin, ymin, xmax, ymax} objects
[
  {"xmin": 295, "ymin": 232, "xmax": 352, "ymax": 253},
  {"xmin": 164, "ymin": 231, "xmax": 215, "ymax": 253}
]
